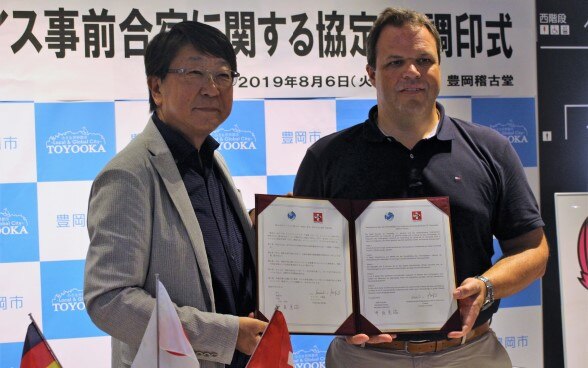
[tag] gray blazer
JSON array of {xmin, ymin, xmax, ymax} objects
[{"xmin": 84, "ymin": 119, "xmax": 256, "ymax": 368}]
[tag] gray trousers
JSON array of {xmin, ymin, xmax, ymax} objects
[{"xmin": 326, "ymin": 330, "xmax": 512, "ymax": 368}]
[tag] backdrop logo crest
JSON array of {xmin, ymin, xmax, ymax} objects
[
  {"xmin": 490, "ymin": 121, "xmax": 529, "ymax": 144},
  {"xmin": 212, "ymin": 124, "xmax": 257, "ymax": 150},
  {"xmin": 51, "ymin": 288, "xmax": 86, "ymax": 312},
  {"xmin": 45, "ymin": 127, "xmax": 107, "ymax": 154},
  {"xmin": 0, "ymin": 208, "xmax": 29, "ymax": 235},
  {"xmin": 293, "ymin": 345, "xmax": 327, "ymax": 367}
]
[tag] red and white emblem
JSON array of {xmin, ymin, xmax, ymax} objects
[
  {"xmin": 412, "ymin": 211, "xmax": 422, "ymax": 221},
  {"xmin": 313, "ymin": 212, "xmax": 323, "ymax": 223}
]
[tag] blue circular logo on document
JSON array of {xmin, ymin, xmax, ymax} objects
[
  {"xmin": 287, "ymin": 211, "xmax": 296, "ymax": 220},
  {"xmin": 384, "ymin": 212, "xmax": 395, "ymax": 221}
]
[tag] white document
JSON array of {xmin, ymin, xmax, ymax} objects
[
  {"xmin": 355, "ymin": 200, "xmax": 457, "ymax": 331},
  {"xmin": 257, "ymin": 197, "xmax": 353, "ymax": 333},
  {"xmin": 256, "ymin": 195, "xmax": 458, "ymax": 334}
]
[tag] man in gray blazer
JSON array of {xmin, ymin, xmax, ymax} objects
[{"xmin": 84, "ymin": 21, "xmax": 267, "ymax": 368}]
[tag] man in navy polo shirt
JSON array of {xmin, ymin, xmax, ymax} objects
[{"xmin": 294, "ymin": 7, "xmax": 548, "ymax": 368}]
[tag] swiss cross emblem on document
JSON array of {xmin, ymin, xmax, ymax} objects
[
  {"xmin": 412, "ymin": 211, "xmax": 422, "ymax": 221},
  {"xmin": 313, "ymin": 212, "xmax": 323, "ymax": 223}
]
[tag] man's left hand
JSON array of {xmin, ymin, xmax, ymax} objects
[{"xmin": 447, "ymin": 277, "xmax": 486, "ymax": 338}]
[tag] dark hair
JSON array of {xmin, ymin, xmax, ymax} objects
[
  {"xmin": 144, "ymin": 21, "xmax": 237, "ymax": 112},
  {"xmin": 366, "ymin": 7, "xmax": 441, "ymax": 68}
]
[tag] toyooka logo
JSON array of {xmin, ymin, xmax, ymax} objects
[
  {"xmin": 211, "ymin": 124, "xmax": 257, "ymax": 150},
  {"xmin": 52, "ymin": 288, "xmax": 86, "ymax": 312},
  {"xmin": 490, "ymin": 121, "xmax": 529, "ymax": 144},
  {"xmin": 0, "ymin": 208, "xmax": 29, "ymax": 235},
  {"xmin": 45, "ymin": 127, "xmax": 107, "ymax": 154},
  {"xmin": 293, "ymin": 346, "xmax": 326, "ymax": 367}
]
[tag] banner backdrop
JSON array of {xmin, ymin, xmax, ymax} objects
[
  {"xmin": 0, "ymin": 1, "xmax": 542, "ymax": 367},
  {"xmin": 536, "ymin": 1, "xmax": 588, "ymax": 366},
  {"xmin": 554, "ymin": 193, "xmax": 588, "ymax": 368}
]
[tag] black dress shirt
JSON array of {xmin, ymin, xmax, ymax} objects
[{"xmin": 153, "ymin": 114, "xmax": 255, "ymax": 367}]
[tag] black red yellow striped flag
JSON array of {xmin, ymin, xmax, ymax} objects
[{"xmin": 20, "ymin": 316, "xmax": 62, "ymax": 368}]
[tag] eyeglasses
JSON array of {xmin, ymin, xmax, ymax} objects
[
  {"xmin": 407, "ymin": 166, "xmax": 424, "ymax": 197},
  {"xmin": 167, "ymin": 68, "xmax": 240, "ymax": 88}
]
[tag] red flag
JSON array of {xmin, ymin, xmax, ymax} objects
[
  {"xmin": 247, "ymin": 310, "xmax": 294, "ymax": 368},
  {"xmin": 20, "ymin": 322, "xmax": 61, "ymax": 368}
]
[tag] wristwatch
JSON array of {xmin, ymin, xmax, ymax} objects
[{"xmin": 474, "ymin": 275, "xmax": 494, "ymax": 311}]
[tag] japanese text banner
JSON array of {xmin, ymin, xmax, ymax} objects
[{"xmin": 0, "ymin": 0, "xmax": 535, "ymax": 100}]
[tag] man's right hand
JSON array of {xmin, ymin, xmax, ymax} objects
[
  {"xmin": 236, "ymin": 316, "xmax": 267, "ymax": 355},
  {"xmin": 345, "ymin": 333, "xmax": 395, "ymax": 345}
]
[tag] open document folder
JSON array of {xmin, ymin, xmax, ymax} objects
[{"xmin": 255, "ymin": 194, "xmax": 460, "ymax": 336}]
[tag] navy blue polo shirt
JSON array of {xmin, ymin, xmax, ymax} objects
[
  {"xmin": 294, "ymin": 102, "xmax": 544, "ymax": 340},
  {"xmin": 153, "ymin": 114, "xmax": 254, "ymax": 367}
]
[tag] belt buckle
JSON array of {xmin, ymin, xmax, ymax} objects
[
  {"xmin": 404, "ymin": 339, "xmax": 428, "ymax": 354},
  {"xmin": 403, "ymin": 341, "xmax": 410, "ymax": 353}
]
